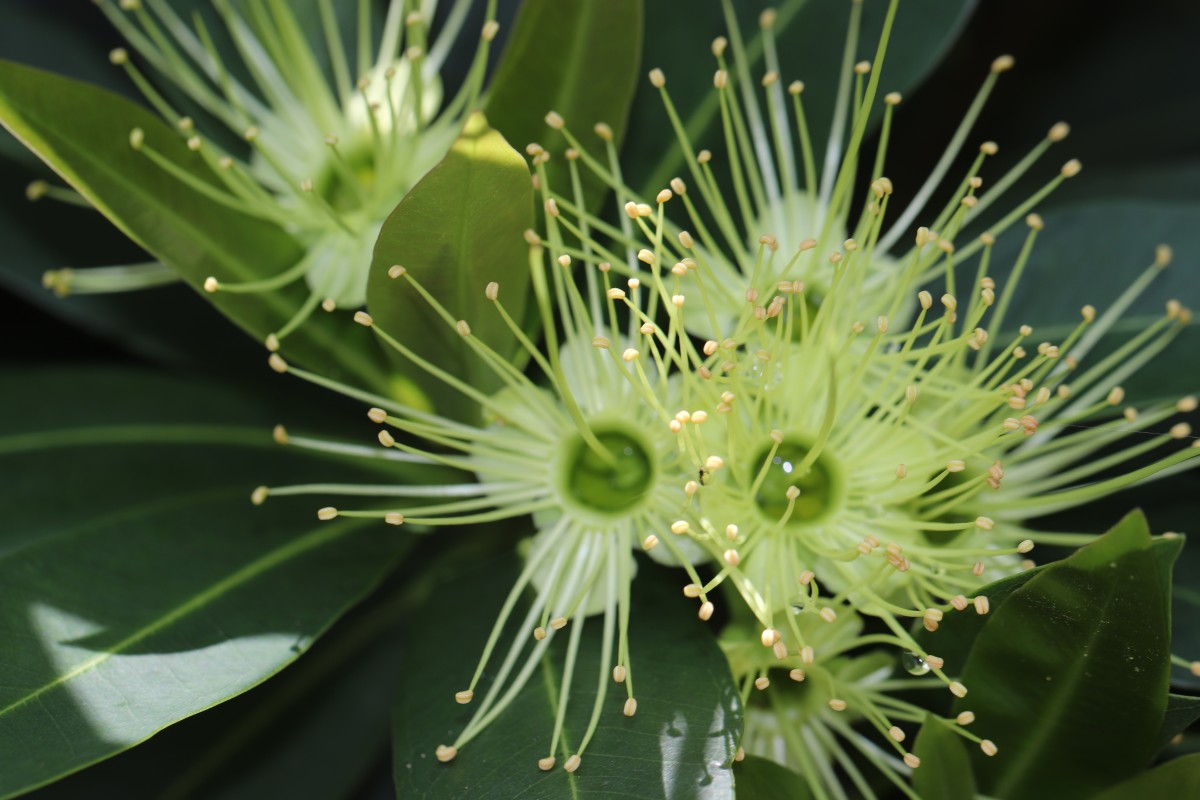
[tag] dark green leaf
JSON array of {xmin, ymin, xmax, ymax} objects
[
  {"xmin": 0, "ymin": 60, "xmax": 389, "ymax": 390},
  {"xmin": 916, "ymin": 561, "xmax": 1045, "ymax": 683},
  {"xmin": 0, "ymin": 152, "xmax": 263, "ymax": 371},
  {"xmin": 27, "ymin": 578, "xmax": 411, "ymax": 800},
  {"xmin": 485, "ymin": 0, "xmax": 642, "ymax": 213},
  {"xmin": 1092, "ymin": 754, "xmax": 1200, "ymax": 800},
  {"xmin": 734, "ymin": 755, "xmax": 812, "ymax": 800},
  {"xmin": 0, "ymin": 366, "xmax": 408, "ymax": 798},
  {"xmin": 912, "ymin": 715, "xmax": 975, "ymax": 800},
  {"xmin": 367, "ymin": 111, "xmax": 533, "ymax": 421},
  {"xmin": 393, "ymin": 555, "xmax": 742, "ymax": 799},
  {"xmin": 953, "ymin": 510, "xmax": 1171, "ymax": 800},
  {"xmin": 1160, "ymin": 694, "xmax": 1200, "ymax": 752},
  {"xmin": 922, "ymin": 536, "xmax": 1183, "ymax": 683}
]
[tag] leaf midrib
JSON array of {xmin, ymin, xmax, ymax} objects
[
  {"xmin": 0, "ymin": 423, "xmax": 269, "ymax": 455},
  {"xmin": 992, "ymin": 562, "xmax": 1138, "ymax": 796},
  {"xmin": 0, "ymin": 516, "xmax": 369, "ymax": 722}
]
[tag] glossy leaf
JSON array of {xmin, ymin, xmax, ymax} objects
[
  {"xmin": 393, "ymin": 555, "xmax": 742, "ymax": 799},
  {"xmin": 0, "ymin": 60, "xmax": 389, "ymax": 390},
  {"xmin": 485, "ymin": 0, "xmax": 642, "ymax": 212},
  {"xmin": 27, "ymin": 578, "xmax": 410, "ymax": 800},
  {"xmin": 953, "ymin": 510, "xmax": 1172, "ymax": 800},
  {"xmin": 734, "ymin": 755, "xmax": 812, "ymax": 800},
  {"xmin": 912, "ymin": 715, "xmax": 975, "ymax": 800},
  {"xmin": 916, "ymin": 562, "xmax": 1045, "ymax": 681},
  {"xmin": 1092, "ymin": 754, "xmax": 1200, "ymax": 800},
  {"xmin": 0, "ymin": 367, "xmax": 409, "ymax": 798},
  {"xmin": 922, "ymin": 536, "xmax": 1181, "ymax": 685},
  {"xmin": 367, "ymin": 112, "xmax": 532, "ymax": 421}
]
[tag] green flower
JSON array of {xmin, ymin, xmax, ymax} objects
[
  {"xmin": 42, "ymin": 0, "xmax": 497, "ymax": 352},
  {"xmin": 284, "ymin": 0, "xmax": 1195, "ymax": 781},
  {"xmin": 67, "ymin": 0, "xmax": 1193, "ymax": 787},
  {"xmin": 260, "ymin": 258, "xmax": 697, "ymax": 771}
]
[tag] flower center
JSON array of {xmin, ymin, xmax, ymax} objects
[
  {"xmin": 753, "ymin": 438, "xmax": 841, "ymax": 525},
  {"xmin": 562, "ymin": 428, "xmax": 654, "ymax": 514}
]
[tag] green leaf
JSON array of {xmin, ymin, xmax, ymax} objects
[
  {"xmin": 393, "ymin": 555, "xmax": 742, "ymax": 799},
  {"xmin": 1092, "ymin": 754, "xmax": 1200, "ymax": 800},
  {"xmin": 0, "ymin": 60, "xmax": 389, "ymax": 390},
  {"xmin": 26, "ymin": 577, "xmax": 410, "ymax": 800},
  {"xmin": 485, "ymin": 0, "xmax": 642, "ymax": 213},
  {"xmin": 1160, "ymin": 694, "xmax": 1200, "ymax": 752},
  {"xmin": 953, "ymin": 510, "xmax": 1172, "ymax": 800},
  {"xmin": 0, "ymin": 366, "xmax": 409, "ymax": 798},
  {"xmin": 921, "ymin": 536, "xmax": 1181, "ymax": 686},
  {"xmin": 734, "ymin": 755, "xmax": 813, "ymax": 800},
  {"xmin": 916, "ymin": 561, "xmax": 1046, "ymax": 682},
  {"xmin": 367, "ymin": 111, "xmax": 533, "ymax": 421},
  {"xmin": 912, "ymin": 715, "xmax": 976, "ymax": 800}
]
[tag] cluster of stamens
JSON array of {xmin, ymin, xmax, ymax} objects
[
  {"xmin": 246, "ymin": 0, "xmax": 1194, "ymax": 787},
  {"xmin": 40, "ymin": 0, "xmax": 499, "ymax": 353}
]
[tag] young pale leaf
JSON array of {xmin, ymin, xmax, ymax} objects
[
  {"xmin": 1092, "ymin": 753, "xmax": 1200, "ymax": 800},
  {"xmin": 393, "ymin": 556, "xmax": 742, "ymax": 799},
  {"xmin": 367, "ymin": 112, "xmax": 532, "ymax": 421},
  {"xmin": 0, "ymin": 60, "xmax": 388, "ymax": 390},
  {"xmin": 953, "ymin": 510, "xmax": 1172, "ymax": 800},
  {"xmin": 912, "ymin": 715, "xmax": 976, "ymax": 800},
  {"xmin": 0, "ymin": 367, "xmax": 408, "ymax": 798},
  {"xmin": 485, "ymin": 0, "xmax": 642, "ymax": 213}
]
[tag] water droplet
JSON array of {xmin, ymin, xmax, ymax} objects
[
  {"xmin": 901, "ymin": 651, "xmax": 930, "ymax": 676},
  {"xmin": 789, "ymin": 594, "xmax": 807, "ymax": 615}
]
